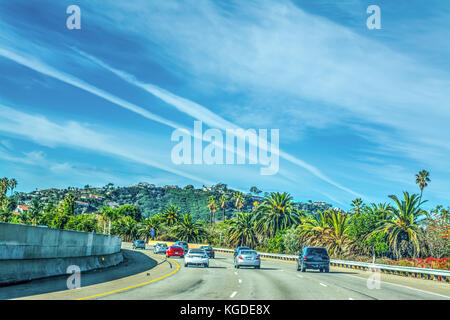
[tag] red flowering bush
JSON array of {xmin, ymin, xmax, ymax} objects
[{"xmin": 390, "ymin": 257, "xmax": 449, "ymax": 270}]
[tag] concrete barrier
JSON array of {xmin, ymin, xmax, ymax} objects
[{"xmin": 0, "ymin": 223, "xmax": 123, "ymax": 285}]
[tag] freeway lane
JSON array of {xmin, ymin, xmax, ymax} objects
[
  {"xmin": 91, "ymin": 252, "xmax": 449, "ymax": 300},
  {"xmin": 2, "ymin": 247, "xmax": 449, "ymax": 300}
]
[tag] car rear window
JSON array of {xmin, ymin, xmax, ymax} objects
[
  {"xmin": 189, "ymin": 249, "xmax": 205, "ymax": 254},
  {"xmin": 240, "ymin": 250, "xmax": 257, "ymax": 255},
  {"xmin": 306, "ymin": 248, "xmax": 328, "ymax": 256}
]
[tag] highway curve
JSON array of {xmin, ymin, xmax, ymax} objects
[{"xmin": 2, "ymin": 244, "xmax": 449, "ymax": 300}]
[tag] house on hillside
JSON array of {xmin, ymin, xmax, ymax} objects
[{"xmin": 14, "ymin": 205, "xmax": 30, "ymax": 214}]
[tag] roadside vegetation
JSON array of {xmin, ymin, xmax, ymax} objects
[{"xmin": 0, "ymin": 170, "xmax": 448, "ymax": 269}]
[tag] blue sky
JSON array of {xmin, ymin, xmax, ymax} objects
[{"xmin": 0, "ymin": 0, "xmax": 449, "ymax": 210}]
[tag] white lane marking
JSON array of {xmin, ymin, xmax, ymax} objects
[
  {"xmin": 238, "ymin": 279, "xmax": 242, "ymax": 284},
  {"xmin": 342, "ymin": 274, "xmax": 450, "ymax": 299},
  {"xmin": 234, "ymin": 271, "xmax": 238, "ymax": 275},
  {"xmin": 297, "ymin": 275, "xmax": 303, "ymax": 278},
  {"xmin": 320, "ymin": 283, "xmax": 327, "ymax": 287},
  {"xmin": 349, "ymin": 298, "xmax": 354, "ymax": 300},
  {"xmin": 230, "ymin": 291, "xmax": 237, "ymax": 298}
]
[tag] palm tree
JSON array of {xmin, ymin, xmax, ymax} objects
[
  {"xmin": 232, "ymin": 191, "xmax": 245, "ymax": 218},
  {"xmin": 207, "ymin": 196, "xmax": 219, "ymax": 224},
  {"xmin": 219, "ymin": 195, "xmax": 228, "ymax": 222},
  {"xmin": 297, "ymin": 211, "xmax": 330, "ymax": 246},
  {"xmin": 114, "ymin": 216, "xmax": 138, "ymax": 242},
  {"xmin": 161, "ymin": 205, "xmax": 180, "ymax": 227},
  {"xmin": 363, "ymin": 202, "xmax": 391, "ymax": 220},
  {"xmin": 254, "ymin": 192, "xmax": 299, "ymax": 237},
  {"xmin": 415, "ymin": 170, "xmax": 430, "ymax": 203},
  {"xmin": 138, "ymin": 215, "xmax": 161, "ymax": 242},
  {"xmin": 8, "ymin": 178, "xmax": 17, "ymax": 196},
  {"xmin": 171, "ymin": 214, "xmax": 207, "ymax": 243},
  {"xmin": 227, "ymin": 212, "xmax": 258, "ymax": 248},
  {"xmin": 321, "ymin": 210, "xmax": 351, "ymax": 257},
  {"xmin": 374, "ymin": 192, "xmax": 426, "ymax": 259},
  {"xmin": 350, "ymin": 198, "xmax": 364, "ymax": 214}
]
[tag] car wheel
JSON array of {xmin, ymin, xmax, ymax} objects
[
  {"xmin": 236, "ymin": 265, "xmax": 240, "ymax": 269},
  {"xmin": 255, "ymin": 266, "xmax": 260, "ymax": 269},
  {"xmin": 325, "ymin": 267, "xmax": 330, "ymax": 273},
  {"xmin": 185, "ymin": 263, "xmax": 188, "ymax": 267},
  {"xmin": 301, "ymin": 263, "xmax": 306, "ymax": 272},
  {"xmin": 204, "ymin": 263, "xmax": 208, "ymax": 268}
]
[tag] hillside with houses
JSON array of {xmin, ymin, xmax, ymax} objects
[{"xmin": 11, "ymin": 182, "xmax": 334, "ymax": 220}]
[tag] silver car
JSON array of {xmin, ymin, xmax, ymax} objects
[
  {"xmin": 153, "ymin": 243, "xmax": 168, "ymax": 254},
  {"xmin": 184, "ymin": 249, "xmax": 209, "ymax": 268},
  {"xmin": 234, "ymin": 250, "xmax": 261, "ymax": 269}
]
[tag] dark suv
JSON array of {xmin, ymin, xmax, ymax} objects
[{"xmin": 297, "ymin": 247, "xmax": 330, "ymax": 272}]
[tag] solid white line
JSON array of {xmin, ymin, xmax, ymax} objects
[
  {"xmin": 320, "ymin": 283, "xmax": 327, "ymax": 287},
  {"xmin": 349, "ymin": 298, "xmax": 354, "ymax": 300},
  {"xmin": 230, "ymin": 291, "xmax": 237, "ymax": 298},
  {"xmin": 342, "ymin": 274, "xmax": 450, "ymax": 299},
  {"xmin": 238, "ymin": 279, "xmax": 242, "ymax": 284},
  {"xmin": 297, "ymin": 275, "xmax": 303, "ymax": 278}
]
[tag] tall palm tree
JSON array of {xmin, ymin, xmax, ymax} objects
[
  {"xmin": 219, "ymin": 195, "xmax": 228, "ymax": 222},
  {"xmin": 254, "ymin": 192, "xmax": 299, "ymax": 238},
  {"xmin": 207, "ymin": 196, "xmax": 219, "ymax": 224},
  {"xmin": 415, "ymin": 170, "xmax": 430, "ymax": 203},
  {"xmin": 232, "ymin": 191, "xmax": 245, "ymax": 218},
  {"xmin": 171, "ymin": 214, "xmax": 207, "ymax": 243},
  {"xmin": 374, "ymin": 192, "xmax": 426, "ymax": 259},
  {"xmin": 227, "ymin": 212, "xmax": 258, "ymax": 247},
  {"xmin": 8, "ymin": 178, "xmax": 17, "ymax": 196}
]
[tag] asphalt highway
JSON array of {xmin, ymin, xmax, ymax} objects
[{"xmin": 2, "ymin": 244, "xmax": 449, "ymax": 300}]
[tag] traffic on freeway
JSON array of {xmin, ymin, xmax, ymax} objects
[{"xmin": 1, "ymin": 242, "xmax": 448, "ymax": 301}]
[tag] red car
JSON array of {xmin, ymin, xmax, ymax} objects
[{"xmin": 166, "ymin": 245, "xmax": 185, "ymax": 258}]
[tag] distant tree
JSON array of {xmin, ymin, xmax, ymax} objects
[
  {"xmin": 250, "ymin": 186, "xmax": 262, "ymax": 195},
  {"xmin": 232, "ymin": 191, "xmax": 245, "ymax": 216},
  {"xmin": 207, "ymin": 196, "xmax": 219, "ymax": 224},
  {"xmin": 219, "ymin": 195, "xmax": 228, "ymax": 222},
  {"xmin": 415, "ymin": 170, "xmax": 430, "ymax": 203}
]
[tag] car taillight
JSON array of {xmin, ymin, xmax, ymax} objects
[
  {"xmin": 239, "ymin": 255, "xmax": 243, "ymax": 259},
  {"xmin": 304, "ymin": 255, "xmax": 307, "ymax": 260},
  {"xmin": 256, "ymin": 256, "xmax": 260, "ymax": 260}
]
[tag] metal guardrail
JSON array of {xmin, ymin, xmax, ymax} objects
[{"xmin": 212, "ymin": 247, "xmax": 450, "ymax": 282}]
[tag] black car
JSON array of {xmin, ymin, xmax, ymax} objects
[
  {"xmin": 297, "ymin": 247, "xmax": 330, "ymax": 272},
  {"xmin": 200, "ymin": 245, "xmax": 215, "ymax": 258}
]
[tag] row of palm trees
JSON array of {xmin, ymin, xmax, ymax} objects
[{"xmin": 207, "ymin": 191, "xmax": 245, "ymax": 223}]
